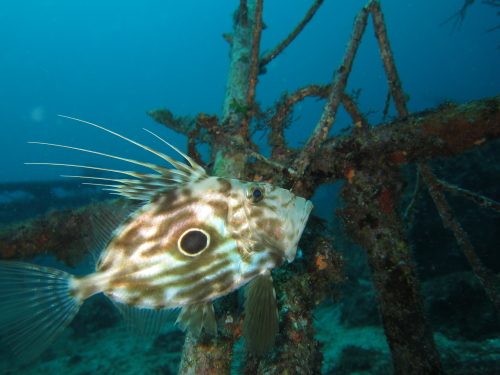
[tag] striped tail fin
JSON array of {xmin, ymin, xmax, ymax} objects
[{"xmin": 0, "ymin": 261, "xmax": 82, "ymax": 363}]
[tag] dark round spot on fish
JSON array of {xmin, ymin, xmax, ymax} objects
[{"xmin": 179, "ymin": 229, "xmax": 209, "ymax": 255}]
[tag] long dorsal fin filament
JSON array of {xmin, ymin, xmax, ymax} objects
[{"xmin": 26, "ymin": 116, "xmax": 209, "ymax": 201}]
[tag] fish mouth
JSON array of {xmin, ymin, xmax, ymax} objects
[
  {"xmin": 239, "ymin": 188, "xmax": 313, "ymax": 263},
  {"xmin": 281, "ymin": 196, "xmax": 313, "ymax": 262},
  {"xmin": 242, "ymin": 194, "xmax": 313, "ymax": 267}
]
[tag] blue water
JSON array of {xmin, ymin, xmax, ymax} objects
[
  {"xmin": 0, "ymin": 1, "xmax": 499, "ymax": 373},
  {"xmin": 0, "ymin": 0, "xmax": 498, "ymax": 184}
]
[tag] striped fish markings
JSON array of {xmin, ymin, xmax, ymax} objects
[{"xmin": 0, "ymin": 117, "xmax": 313, "ymax": 362}]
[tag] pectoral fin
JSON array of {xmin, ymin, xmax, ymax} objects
[{"xmin": 242, "ymin": 270, "xmax": 279, "ymax": 355}]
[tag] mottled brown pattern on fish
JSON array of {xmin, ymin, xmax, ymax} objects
[
  {"xmin": 106, "ymin": 257, "xmax": 237, "ymax": 306},
  {"xmin": 249, "ymin": 207, "xmax": 264, "ymax": 219},
  {"xmin": 109, "ymin": 254, "xmax": 232, "ymax": 290},
  {"xmin": 88, "ymin": 173, "xmax": 310, "ymax": 314},
  {"xmin": 255, "ymin": 218, "xmax": 283, "ymax": 238},
  {"xmin": 147, "ymin": 257, "xmax": 235, "ymax": 291},
  {"xmin": 216, "ymin": 177, "xmax": 232, "ymax": 192},
  {"xmin": 139, "ymin": 214, "xmax": 228, "ymax": 260},
  {"xmin": 173, "ymin": 269, "xmax": 244, "ymax": 304},
  {"xmin": 1, "ymin": 119, "xmax": 314, "ymax": 363},
  {"xmin": 99, "ymin": 188, "xmax": 231, "ymax": 267}
]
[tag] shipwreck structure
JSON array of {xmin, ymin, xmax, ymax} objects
[{"xmin": 1, "ymin": 1, "xmax": 499, "ymax": 374}]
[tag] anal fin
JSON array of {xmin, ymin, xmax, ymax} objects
[
  {"xmin": 175, "ymin": 301, "xmax": 217, "ymax": 336},
  {"xmin": 113, "ymin": 302, "xmax": 176, "ymax": 338},
  {"xmin": 242, "ymin": 270, "xmax": 279, "ymax": 355}
]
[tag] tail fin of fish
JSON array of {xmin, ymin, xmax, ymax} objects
[{"xmin": 0, "ymin": 261, "xmax": 82, "ymax": 363}]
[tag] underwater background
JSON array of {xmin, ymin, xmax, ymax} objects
[{"xmin": 1, "ymin": 0, "xmax": 499, "ymax": 374}]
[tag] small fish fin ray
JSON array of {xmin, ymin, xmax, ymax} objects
[
  {"xmin": 113, "ymin": 302, "xmax": 177, "ymax": 338},
  {"xmin": 242, "ymin": 270, "xmax": 279, "ymax": 355},
  {"xmin": 175, "ymin": 301, "xmax": 217, "ymax": 336},
  {"xmin": 142, "ymin": 128, "xmax": 207, "ymax": 178},
  {"xmin": 86, "ymin": 202, "xmax": 138, "ymax": 268},
  {"xmin": 0, "ymin": 261, "xmax": 81, "ymax": 363}
]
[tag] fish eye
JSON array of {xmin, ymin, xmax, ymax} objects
[
  {"xmin": 178, "ymin": 228, "xmax": 210, "ymax": 256},
  {"xmin": 246, "ymin": 184, "xmax": 265, "ymax": 204}
]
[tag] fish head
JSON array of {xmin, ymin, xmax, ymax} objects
[{"xmin": 228, "ymin": 180, "xmax": 313, "ymax": 262}]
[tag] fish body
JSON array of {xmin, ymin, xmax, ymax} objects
[
  {"xmin": 0, "ymin": 117, "xmax": 313, "ymax": 362},
  {"xmin": 76, "ymin": 177, "xmax": 308, "ymax": 308}
]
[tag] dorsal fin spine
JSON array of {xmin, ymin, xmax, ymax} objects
[{"xmin": 27, "ymin": 116, "xmax": 210, "ymax": 201}]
